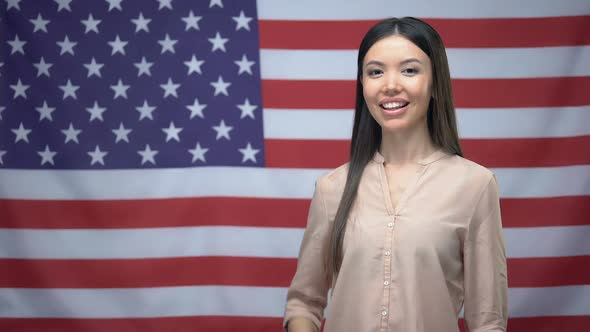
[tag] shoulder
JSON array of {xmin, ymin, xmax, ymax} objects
[
  {"xmin": 444, "ymin": 154, "xmax": 495, "ymax": 188},
  {"xmin": 313, "ymin": 162, "xmax": 349, "ymax": 210}
]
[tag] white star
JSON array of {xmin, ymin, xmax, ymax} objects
[
  {"xmin": 209, "ymin": 0, "xmax": 223, "ymax": 8},
  {"xmin": 110, "ymin": 79, "xmax": 130, "ymax": 99},
  {"xmin": 0, "ymin": 150, "xmax": 6, "ymax": 165},
  {"xmin": 38, "ymin": 145, "xmax": 57, "ymax": 165},
  {"xmin": 36, "ymin": 101, "xmax": 56, "ymax": 121},
  {"xmin": 208, "ymin": 31, "xmax": 228, "ymax": 52},
  {"xmin": 88, "ymin": 145, "xmax": 108, "ymax": 165},
  {"xmin": 0, "ymin": 106, "xmax": 5, "ymax": 120},
  {"xmin": 239, "ymin": 142, "xmax": 260, "ymax": 163},
  {"xmin": 232, "ymin": 11, "xmax": 252, "ymax": 31},
  {"xmin": 158, "ymin": 34, "xmax": 177, "ymax": 54},
  {"xmin": 184, "ymin": 55, "xmax": 204, "ymax": 75},
  {"xmin": 234, "ymin": 54, "xmax": 255, "ymax": 75},
  {"xmin": 182, "ymin": 10, "xmax": 202, "ymax": 31},
  {"xmin": 134, "ymin": 56, "xmax": 153, "ymax": 77},
  {"xmin": 54, "ymin": 0, "xmax": 72, "ymax": 12},
  {"xmin": 12, "ymin": 122, "xmax": 31, "ymax": 143},
  {"xmin": 61, "ymin": 122, "xmax": 82, "ymax": 143},
  {"xmin": 112, "ymin": 123, "xmax": 132, "ymax": 143},
  {"xmin": 160, "ymin": 78, "xmax": 180, "ymax": 98},
  {"xmin": 136, "ymin": 100, "xmax": 156, "ymax": 120},
  {"xmin": 86, "ymin": 101, "xmax": 107, "ymax": 122},
  {"xmin": 237, "ymin": 98, "xmax": 257, "ymax": 119},
  {"xmin": 33, "ymin": 57, "xmax": 52, "ymax": 77},
  {"xmin": 131, "ymin": 12, "xmax": 151, "ymax": 33},
  {"xmin": 10, "ymin": 79, "xmax": 29, "ymax": 99},
  {"xmin": 105, "ymin": 0, "xmax": 123, "ymax": 11},
  {"xmin": 81, "ymin": 13, "xmax": 101, "ymax": 33},
  {"xmin": 59, "ymin": 79, "xmax": 79, "ymax": 99},
  {"xmin": 210, "ymin": 76, "xmax": 231, "ymax": 96},
  {"xmin": 30, "ymin": 13, "xmax": 50, "ymax": 33},
  {"xmin": 138, "ymin": 145, "xmax": 158, "ymax": 165},
  {"xmin": 84, "ymin": 57, "xmax": 104, "ymax": 77},
  {"xmin": 0, "ymin": 62, "xmax": 3, "ymax": 76},
  {"xmin": 187, "ymin": 98, "xmax": 206, "ymax": 119},
  {"xmin": 57, "ymin": 35, "xmax": 77, "ymax": 55},
  {"xmin": 157, "ymin": 0, "xmax": 173, "ymax": 10},
  {"xmin": 6, "ymin": 0, "xmax": 21, "ymax": 10},
  {"xmin": 108, "ymin": 35, "xmax": 128, "ymax": 55},
  {"xmin": 7, "ymin": 34, "xmax": 26, "ymax": 54},
  {"xmin": 188, "ymin": 142, "xmax": 208, "ymax": 163},
  {"xmin": 162, "ymin": 122, "xmax": 183, "ymax": 142},
  {"xmin": 212, "ymin": 119, "xmax": 233, "ymax": 140}
]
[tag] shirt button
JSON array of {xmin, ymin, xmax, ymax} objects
[
  {"xmin": 384, "ymin": 280, "xmax": 390, "ymax": 286},
  {"xmin": 384, "ymin": 250, "xmax": 391, "ymax": 256},
  {"xmin": 387, "ymin": 222, "xmax": 394, "ymax": 228},
  {"xmin": 382, "ymin": 310, "xmax": 388, "ymax": 316}
]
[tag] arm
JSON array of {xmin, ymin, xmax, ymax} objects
[{"xmin": 463, "ymin": 176, "xmax": 508, "ymax": 332}]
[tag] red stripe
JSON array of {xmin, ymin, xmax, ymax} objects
[
  {"xmin": 265, "ymin": 137, "xmax": 590, "ymax": 169},
  {"xmin": 1, "ymin": 195, "xmax": 588, "ymax": 229},
  {"xmin": 259, "ymin": 17, "xmax": 590, "ymax": 49},
  {"xmin": 1, "ymin": 256, "xmax": 588, "ymax": 288},
  {"xmin": 262, "ymin": 77, "xmax": 590, "ymax": 109}
]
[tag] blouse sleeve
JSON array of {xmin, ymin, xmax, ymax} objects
[
  {"xmin": 283, "ymin": 179, "xmax": 332, "ymax": 331},
  {"xmin": 463, "ymin": 175, "xmax": 508, "ymax": 332}
]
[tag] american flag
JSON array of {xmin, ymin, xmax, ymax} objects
[{"xmin": 0, "ymin": 0, "xmax": 589, "ymax": 331}]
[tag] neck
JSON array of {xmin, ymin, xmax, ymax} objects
[{"xmin": 379, "ymin": 121, "xmax": 437, "ymax": 165}]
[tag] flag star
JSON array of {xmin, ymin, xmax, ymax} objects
[
  {"xmin": 131, "ymin": 12, "xmax": 151, "ymax": 33},
  {"xmin": 84, "ymin": 57, "xmax": 104, "ymax": 77},
  {"xmin": 12, "ymin": 122, "xmax": 32, "ymax": 143},
  {"xmin": 187, "ymin": 98, "xmax": 206, "ymax": 119},
  {"xmin": 10, "ymin": 79, "xmax": 29, "ymax": 99},
  {"xmin": 0, "ymin": 106, "xmax": 5, "ymax": 120},
  {"xmin": 110, "ymin": 79, "xmax": 130, "ymax": 99},
  {"xmin": 0, "ymin": 62, "xmax": 3, "ymax": 76},
  {"xmin": 59, "ymin": 79, "xmax": 79, "ymax": 99},
  {"xmin": 157, "ymin": 0, "xmax": 173, "ymax": 10},
  {"xmin": 105, "ymin": 0, "xmax": 123, "ymax": 11},
  {"xmin": 208, "ymin": 32, "xmax": 228, "ymax": 52},
  {"xmin": 212, "ymin": 120, "xmax": 233, "ymax": 140},
  {"xmin": 184, "ymin": 55, "xmax": 204, "ymax": 75},
  {"xmin": 36, "ymin": 101, "xmax": 56, "ymax": 121},
  {"xmin": 7, "ymin": 34, "xmax": 26, "ymax": 54},
  {"xmin": 158, "ymin": 34, "xmax": 177, "ymax": 54},
  {"xmin": 57, "ymin": 35, "xmax": 77, "ymax": 55},
  {"xmin": 30, "ymin": 13, "xmax": 50, "ymax": 33},
  {"xmin": 33, "ymin": 57, "xmax": 53, "ymax": 77},
  {"xmin": 86, "ymin": 101, "xmax": 107, "ymax": 122},
  {"xmin": 188, "ymin": 142, "xmax": 208, "ymax": 163},
  {"xmin": 81, "ymin": 13, "xmax": 101, "ymax": 33},
  {"xmin": 160, "ymin": 78, "xmax": 180, "ymax": 98},
  {"xmin": 88, "ymin": 145, "xmax": 108, "ymax": 165},
  {"xmin": 54, "ymin": 0, "xmax": 72, "ymax": 12},
  {"xmin": 38, "ymin": 145, "xmax": 57, "ymax": 165},
  {"xmin": 134, "ymin": 57, "xmax": 153, "ymax": 77},
  {"xmin": 209, "ymin": 0, "xmax": 223, "ymax": 8},
  {"xmin": 112, "ymin": 123, "xmax": 132, "ymax": 143},
  {"xmin": 6, "ymin": 0, "xmax": 21, "ymax": 10},
  {"xmin": 138, "ymin": 145, "xmax": 158, "ymax": 165},
  {"xmin": 182, "ymin": 10, "xmax": 202, "ymax": 31},
  {"xmin": 0, "ymin": 150, "xmax": 6, "ymax": 165},
  {"xmin": 61, "ymin": 122, "xmax": 82, "ymax": 143},
  {"xmin": 210, "ymin": 76, "xmax": 231, "ymax": 96},
  {"xmin": 232, "ymin": 11, "xmax": 252, "ymax": 31},
  {"xmin": 162, "ymin": 122, "xmax": 183, "ymax": 142},
  {"xmin": 239, "ymin": 142, "xmax": 260, "ymax": 163},
  {"xmin": 234, "ymin": 54, "xmax": 255, "ymax": 75},
  {"xmin": 237, "ymin": 98, "xmax": 257, "ymax": 119},
  {"xmin": 136, "ymin": 100, "xmax": 156, "ymax": 120},
  {"xmin": 108, "ymin": 35, "xmax": 128, "ymax": 55}
]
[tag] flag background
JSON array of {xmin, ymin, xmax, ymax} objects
[{"xmin": 1, "ymin": 0, "xmax": 589, "ymax": 331}]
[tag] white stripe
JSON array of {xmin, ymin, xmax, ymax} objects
[
  {"xmin": 1, "ymin": 226, "xmax": 589, "ymax": 259},
  {"xmin": 0, "ymin": 166, "xmax": 588, "ymax": 200},
  {"xmin": 260, "ymin": 47, "xmax": 590, "ymax": 79},
  {"xmin": 263, "ymin": 107, "xmax": 590, "ymax": 139},
  {"xmin": 1, "ymin": 285, "xmax": 589, "ymax": 318},
  {"xmin": 257, "ymin": 0, "xmax": 590, "ymax": 19}
]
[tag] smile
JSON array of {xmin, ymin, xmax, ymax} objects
[{"xmin": 380, "ymin": 101, "xmax": 409, "ymax": 110}]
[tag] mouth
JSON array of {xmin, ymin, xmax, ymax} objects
[{"xmin": 379, "ymin": 101, "xmax": 409, "ymax": 115}]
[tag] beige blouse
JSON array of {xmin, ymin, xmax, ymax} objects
[{"xmin": 284, "ymin": 150, "xmax": 508, "ymax": 332}]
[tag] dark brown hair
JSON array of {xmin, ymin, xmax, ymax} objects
[{"xmin": 327, "ymin": 17, "xmax": 463, "ymax": 275}]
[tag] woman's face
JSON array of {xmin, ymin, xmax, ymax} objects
[{"xmin": 361, "ymin": 35, "xmax": 433, "ymax": 134}]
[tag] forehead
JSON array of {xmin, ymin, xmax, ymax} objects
[{"xmin": 364, "ymin": 35, "xmax": 430, "ymax": 64}]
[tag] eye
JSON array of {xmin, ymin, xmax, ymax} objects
[
  {"xmin": 366, "ymin": 69, "xmax": 383, "ymax": 77},
  {"xmin": 402, "ymin": 67, "xmax": 419, "ymax": 75}
]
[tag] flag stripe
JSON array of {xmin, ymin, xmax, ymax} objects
[
  {"xmin": 261, "ymin": 77, "xmax": 590, "ymax": 109},
  {"xmin": 259, "ymin": 17, "xmax": 590, "ymax": 49}
]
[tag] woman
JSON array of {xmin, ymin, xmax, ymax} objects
[{"xmin": 283, "ymin": 17, "xmax": 507, "ymax": 332}]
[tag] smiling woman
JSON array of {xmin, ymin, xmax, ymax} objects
[{"xmin": 283, "ymin": 17, "xmax": 508, "ymax": 332}]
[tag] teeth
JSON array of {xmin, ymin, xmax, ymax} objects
[{"xmin": 382, "ymin": 101, "xmax": 407, "ymax": 109}]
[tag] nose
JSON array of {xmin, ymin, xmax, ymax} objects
[{"xmin": 383, "ymin": 72, "xmax": 400, "ymax": 94}]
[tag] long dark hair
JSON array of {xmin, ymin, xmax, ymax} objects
[{"xmin": 327, "ymin": 17, "xmax": 463, "ymax": 275}]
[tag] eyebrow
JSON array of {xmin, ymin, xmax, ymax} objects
[{"xmin": 364, "ymin": 58, "xmax": 423, "ymax": 68}]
